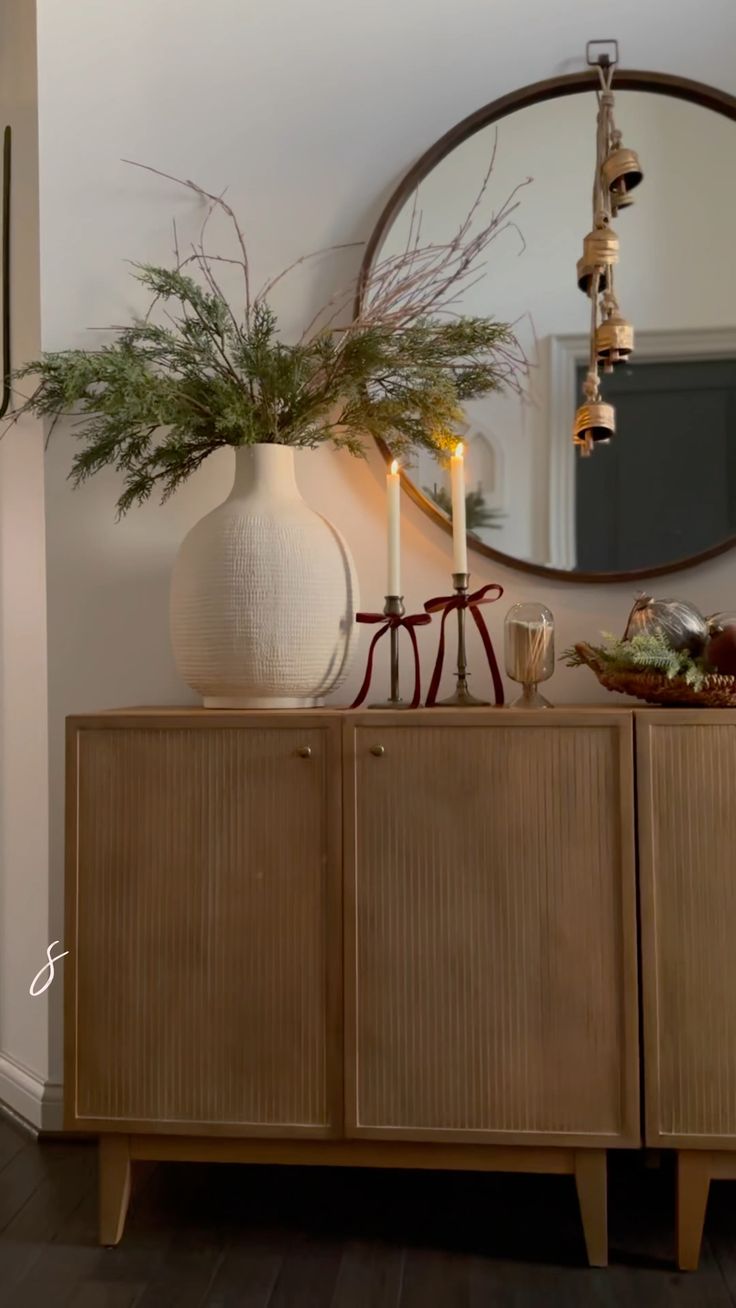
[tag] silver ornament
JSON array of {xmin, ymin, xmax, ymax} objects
[{"xmin": 623, "ymin": 594, "xmax": 708, "ymax": 653}]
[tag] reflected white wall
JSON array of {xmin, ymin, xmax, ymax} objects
[{"xmin": 380, "ymin": 93, "xmax": 736, "ymax": 564}]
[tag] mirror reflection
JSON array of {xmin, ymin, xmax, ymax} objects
[{"xmin": 375, "ymin": 90, "xmax": 736, "ymax": 576}]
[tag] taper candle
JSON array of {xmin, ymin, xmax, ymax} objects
[
  {"xmin": 450, "ymin": 442, "xmax": 468, "ymax": 573},
  {"xmin": 387, "ymin": 458, "xmax": 401, "ymax": 595}
]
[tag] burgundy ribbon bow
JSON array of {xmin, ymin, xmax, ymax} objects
[
  {"xmin": 350, "ymin": 610, "xmax": 432, "ymax": 709},
  {"xmin": 423, "ymin": 583, "xmax": 505, "ymax": 707}
]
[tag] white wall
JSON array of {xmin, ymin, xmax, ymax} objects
[
  {"xmin": 22, "ymin": 0, "xmax": 736, "ymax": 1096},
  {"xmin": 0, "ymin": 0, "xmax": 54, "ymax": 1125}
]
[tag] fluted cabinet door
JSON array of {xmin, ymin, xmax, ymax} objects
[
  {"xmin": 65, "ymin": 714, "xmax": 342, "ymax": 1136},
  {"xmin": 344, "ymin": 711, "xmax": 639, "ymax": 1146},
  {"xmin": 638, "ymin": 710, "xmax": 736, "ymax": 1147}
]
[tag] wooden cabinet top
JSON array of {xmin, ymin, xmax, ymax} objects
[
  {"xmin": 67, "ymin": 705, "xmax": 736, "ymax": 729},
  {"xmin": 68, "ymin": 705, "xmax": 634, "ymax": 726}
]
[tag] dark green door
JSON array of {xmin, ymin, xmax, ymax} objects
[{"xmin": 574, "ymin": 358, "xmax": 736, "ymax": 572}]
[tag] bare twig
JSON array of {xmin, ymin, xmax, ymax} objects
[
  {"xmin": 191, "ymin": 190, "xmax": 245, "ymax": 338},
  {"xmin": 255, "ymin": 242, "xmax": 364, "ymax": 306},
  {"xmin": 127, "ymin": 150, "xmax": 532, "ymax": 404},
  {"xmin": 123, "ymin": 158, "xmax": 253, "ymax": 324},
  {"xmin": 356, "ymin": 176, "xmax": 532, "ymax": 332},
  {"xmin": 300, "ymin": 152, "xmax": 532, "ymax": 353}
]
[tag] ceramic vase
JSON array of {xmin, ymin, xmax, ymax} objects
[{"xmin": 170, "ymin": 443, "xmax": 359, "ymax": 707}]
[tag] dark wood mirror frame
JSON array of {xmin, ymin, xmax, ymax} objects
[{"xmin": 356, "ymin": 70, "xmax": 736, "ymax": 584}]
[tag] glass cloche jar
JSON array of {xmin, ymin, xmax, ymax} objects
[{"xmin": 504, "ymin": 603, "xmax": 555, "ymax": 708}]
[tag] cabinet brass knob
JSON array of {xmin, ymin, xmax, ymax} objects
[
  {"xmin": 370, "ymin": 744, "xmax": 385, "ymax": 757},
  {"xmin": 297, "ymin": 745, "xmax": 312, "ymax": 759}
]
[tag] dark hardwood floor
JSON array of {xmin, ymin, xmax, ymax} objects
[{"xmin": 2, "ymin": 1115, "xmax": 736, "ymax": 1306}]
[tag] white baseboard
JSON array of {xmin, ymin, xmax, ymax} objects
[{"xmin": 0, "ymin": 1052, "xmax": 63, "ymax": 1133}]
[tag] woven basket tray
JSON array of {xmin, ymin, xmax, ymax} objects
[{"xmin": 574, "ymin": 642, "xmax": 736, "ymax": 708}]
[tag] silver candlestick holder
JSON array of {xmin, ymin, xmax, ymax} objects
[
  {"xmin": 437, "ymin": 573, "xmax": 491, "ymax": 707},
  {"xmin": 370, "ymin": 595, "xmax": 412, "ymax": 709}
]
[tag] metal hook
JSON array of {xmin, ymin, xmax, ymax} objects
[{"xmin": 586, "ymin": 38, "xmax": 620, "ymax": 70}]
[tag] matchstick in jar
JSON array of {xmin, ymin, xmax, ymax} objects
[{"xmin": 504, "ymin": 603, "xmax": 555, "ymax": 707}]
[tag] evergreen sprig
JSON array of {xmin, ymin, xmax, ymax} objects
[
  {"xmin": 563, "ymin": 631, "xmax": 709, "ymax": 691},
  {"xmin": 7, "ymin": 192, "xmax": 525, "ymax": 517}
]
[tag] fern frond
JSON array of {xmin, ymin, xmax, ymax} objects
[{"xmin": 564, "ymin": 631, "xmax": 708, "ymax": 691}]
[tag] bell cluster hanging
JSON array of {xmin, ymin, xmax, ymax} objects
[{"xmin": 573, "ymin": 46, "xmax": 643, "ymax": 456}]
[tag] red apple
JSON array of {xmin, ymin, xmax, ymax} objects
[{"xmin": 706, "ymin": 625, "xmax": 736, "ymax": 676}]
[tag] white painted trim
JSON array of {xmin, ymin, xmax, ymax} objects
[
  {"xmin": 547, "ymin": 327, "xmax": 736, "ymax": 571},
  {"xmin": 0, "ymin": 1051, "xmax": 63, "ymax": 1133},
  {"xmin": 547, "ymin": 334, "xmax": 579, "ymax": 571}
]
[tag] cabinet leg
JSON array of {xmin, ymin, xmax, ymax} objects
[
  {"xmin": 677, "ymin": 1150, "xmax": 712, "ymax": 1272},
  {"xmin": 99, "ymin": 1134, "xmax": 131, "ymax": 1246},
  {"xmin": 574, "ymin": 1149, "xmax": 608, "ymax": 1267}
]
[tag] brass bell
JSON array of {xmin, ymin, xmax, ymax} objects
[
  {"xmin": 602, "ymin": 146, "xmax": 643, "ymax": 205},
  {"xmin": 610, "ymin": 187, "xmax": 635, "ymax": 217},
  {"xmin": 577, "ymin": 225, "xmax": 619, "ymax": 294},
  {"xmin": 596, "ymin": 311, "xmax": 634, "ymax": 369},
  {"xmin": 573, "ymin": 401, "xmax": 616, "ymax": 455}
]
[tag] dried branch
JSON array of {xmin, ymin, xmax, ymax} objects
[
  {"xmin": 5, "ymin": 147, "xmax": 534, "ymax": 513},
  {"xmin": 356, "ymin": 177, "xmax": 532, "ymax": 333},
  {"xmin": 122, "ymin": 158, "xmax": 253, "ymax": 324},
  {"xmin": 300, "ymin": 143, "xmax": 532, "ymax": 359},
  {"xmin": 255, "ymin": 242, "xmax": 364, "ymax": 306}
]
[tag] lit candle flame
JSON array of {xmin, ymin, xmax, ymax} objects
[
  {"xmin": 390, "ymin": 459, "xmax": 399, "ymax": 475},
  {"xmin": 454, "ymin": 441, "xmax": 464, "ymax": 458}
]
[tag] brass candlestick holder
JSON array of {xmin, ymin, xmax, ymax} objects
[
  {"xmin": 350, "ymin": 596, "xmax": 430, "ymax": 710},
  {"xmin": 424, "ymin": 574, "xmax": 505, "ymax": 707},
  {"xmin": 437, "ymin": 573, "xmax": 491, "ymax": 707},
  {"xmin": 370, "ymin": 595, "xmax": 412, "ymax": 709}
]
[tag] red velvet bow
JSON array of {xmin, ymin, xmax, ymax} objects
[
  {"xmin": 350, "ymin": 610, "xmax": 432, "ymax": 709},
  {"xmin": 423, "ymin": 583, "xmax": 505, "ymax": 707}
]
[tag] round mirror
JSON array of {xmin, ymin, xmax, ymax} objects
[{"xmin": 360, "ymin": 72, "xmax": 736, "ymax": 582}]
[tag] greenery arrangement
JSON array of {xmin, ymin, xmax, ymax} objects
[
  {"xmin": 563, "ymin": 631, "xmax": 709, "ymax": 691},
  {"xmin": 425, "ymin": 482, "xmax": 505, "ymax": 532},
  {"xmin": 6, "ymin": 162, "xmax": 529, "ymax": 516}
]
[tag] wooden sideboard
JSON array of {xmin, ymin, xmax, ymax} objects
[
  {"xmin": 637, "ymin": 708, "xmax": 736, "ymax": 1270},
  {"xmin": 66, "ymin": 707, "xmax": 638, "ymax": 1263}
]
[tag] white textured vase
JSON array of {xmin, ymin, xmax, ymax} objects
[{"xmin": 170, "ymin": 444, "xmax": 359, "ymax": 707}]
